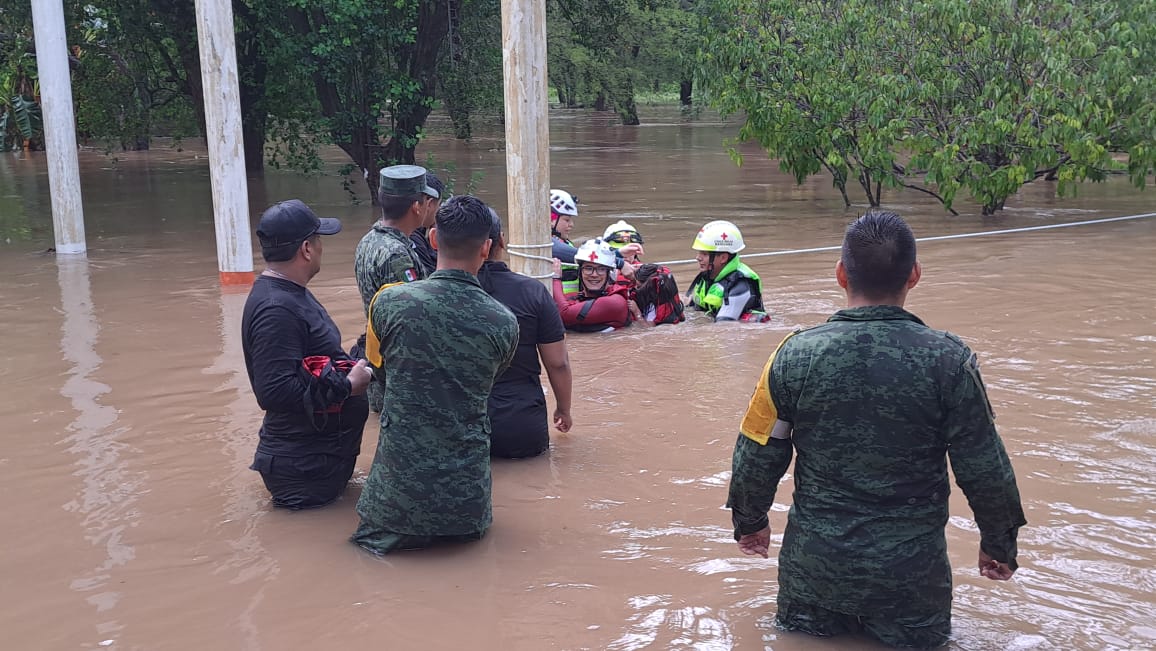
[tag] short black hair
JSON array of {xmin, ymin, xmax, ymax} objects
[
  {"xmin": 261, "ymin": 242, "xmax": 297, "ymax": 263},
  {"xmin": 426, "ymin": 172, "xmax": 446, "ymax": 200},
  {"xmin": 260, "ymin": 234, "xmax": 316, "ymax": 263},
  {"xmin": 380, "ymin": 192, "xmax": 424, "ymax": 221},
  {"xmin": 487, "ymin": 207, "xmax": 503, "ymax": 242},
  {"xmin": 841, "ymin": 211, "xmax": 917, "ymax": 299},
  {"xmin": 435, "ymin": 195, "xmax": 494, "ymax": 257}
]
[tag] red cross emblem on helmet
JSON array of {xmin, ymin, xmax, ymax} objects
[
  {"xmin": 588, "ymin": 251, "xmax": 598, "ymax": 262},
  {"xmin": 720, "ymin": 232, "xmax": 729, "ymax": 240}
]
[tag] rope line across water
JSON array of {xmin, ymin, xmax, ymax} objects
[
  {"xmin": 651, "ymin": 212, "xmax": 1156, "ymax": 267},
  {"xmin": 506, "ymin": 242, "xmax": 556, "ymax": 278}
]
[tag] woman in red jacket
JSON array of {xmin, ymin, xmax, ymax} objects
[{"xmin": 553, "ymin": 238, "xmax": 640, "ymax": 332}]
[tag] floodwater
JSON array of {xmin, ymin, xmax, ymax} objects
[{"xmin": 1, "ymin": 107, "xmax": 1155, "ymax": 651}]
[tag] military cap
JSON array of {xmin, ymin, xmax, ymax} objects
[{"xmin": 379, "ymin": 165, "xmax": 439, "ymax": 199}]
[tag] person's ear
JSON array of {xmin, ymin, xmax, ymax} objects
[
  {"xmin": 835, "ymin": 259, "xmax": 849, "ymax": 289},
  {"xmin": 300, "ymin": 238, "xmax": 314, "ymax": 262},
  {"xmin": 429, "ymin": 227, "xmax": 439, "ymax": 251},
  {"xmin": 907, "ymin": 260, "xmax": 922, "ymax": 289},
  {"xmin": 480, "ymin": 238, "xmax": 493, "ymax": 260}
]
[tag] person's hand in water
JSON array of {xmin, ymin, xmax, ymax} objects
[{"xmin": 737, "ymin": 526, "xmax": 770, "ymax": 559}]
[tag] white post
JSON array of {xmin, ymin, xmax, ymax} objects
[
  {"xmin": 31, "ymin": 0, "xmax": 86, "ymax": 255},
  {"xmin": 501, "ymin": 0, "xmax": 552, "ymax": 286},
  {"xmin": 194, "ymin": 0, "xmax": 254, "ymax": 286}
]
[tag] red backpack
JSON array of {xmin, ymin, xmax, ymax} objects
[{"xmin": 633, "ymin": 264, "xmax": 685, "ymax": 325}]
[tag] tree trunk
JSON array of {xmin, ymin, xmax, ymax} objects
[
  {"xmin": 376, "ymin": 0, "xmax": 451, "ymax": 198},
  {"xmin": 615, "ymin": 93, "xmax": 640, "ymax": 126},
  {"xmin": 235, "ymin": 2, "xmax": 267, "ymax": 175},
  {"xmin": 856, "ymin": 170, "xmax": 881, "ymax": 207},
  {"xmin": 152, "ymin": 0, "xmax": 206, "ymax": 138},
  {"xmin": 446, "ymin": 96, "xmax": 472, "ymax": 140},
  {"xmin": 443, "ymin": 0, "xmax": 471, "ymax": 139},
  {"xmin": 594, "ymin": 93, "xmax": 608, "ymax": 111},
  {"xmin": 679, "ymin": 79, "xmax": 692, "ymax": 107}
]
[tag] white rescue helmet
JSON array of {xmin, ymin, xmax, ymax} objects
[
  {"xmin": 603, "ymin": 220, "xmax": 643, "ymax": 247},
  {"xmin": 692, "ymin": 220, "xmax": 746, "ymax": 253},
  {"xmin": 550, "ymin": 189, "xmax": 579, "ymax": 217},
  {"xmin": 575, "ymin": 237, "xmax": 618, "ymax": 269}
]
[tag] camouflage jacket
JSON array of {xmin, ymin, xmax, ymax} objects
[
  {"xmin": 353, "ymin": 222, "xmax": 426, "ymax": 409},
  {"xmin": 354, "ymin": 222, "xmax": 425, "ymax": 315},
  {"xmin": 726, "ymin": 305, "xmax": 1026, "ymax": 617},
  {"xmin": 353, "ymin": 270, "xmax": 519, "ymax": 545}
]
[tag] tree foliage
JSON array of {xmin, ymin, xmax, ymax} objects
[
  {"xmin": 438, "ymin": 0, "xmax": 504, "ymax": 140},
  {"xmin": 0, "ymin": 3, "xmax": 42, "ymax": 151},
  {"xmin": 548, "ymin": 0, "xmax": 696, "ymax": 124},
  {"xmin": 698, "ymin": 0, "xmax": 1156, "ymax": 214}
]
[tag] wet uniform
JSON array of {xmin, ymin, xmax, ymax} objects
[
  {"xmin": 727, "ymin": 305, "xmax": 1026, "ymax": 648},
  {"xmin": 352, "ymin": 270, "xmax": 519, "ymax": 554},
  {"xmin": 687, "ymin": 255, "xmax": 768, "ymax": 322},
  {"xmin": 241, "ymin": 275, "xmax": 369, "ymax": 509},
  {"xmin": 353, "ymin": 222, "xmax": 425, "ymax": 409},
  {"xmin": 478, "ymin": 260, "xmax": 567, "ymax": 458},
  {"xmin": 553, "ymin": 278, "xmax": 633, "ymax": 332},
  {"xmin": 552, "ymin": 235, "xmax": 578, "ymax": 264}
]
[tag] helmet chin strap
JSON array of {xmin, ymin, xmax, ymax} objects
[
  {"xmin": 708, "ymin": 252, "xmax": 718, "ymax": 277},
  {"xmin": 550, "ymin": 211, "xmax": 563, "ymax": 240}
]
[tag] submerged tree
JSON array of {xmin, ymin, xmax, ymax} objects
[{"xmin": 698, "ymin": 0, "xmax": 1156, "ymax": 214}]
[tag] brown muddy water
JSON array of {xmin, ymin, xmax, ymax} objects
[{"xmin": 1, "ymin": 107, "xmax": 1155, "ymax": 651}]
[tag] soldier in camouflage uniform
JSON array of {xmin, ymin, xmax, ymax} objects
[
  {"xmin": 727, "ymin": 212, "xmax": 1026, "ymax": 649},
  {"xmin": 353, "ymin": 165, "xmax": 439, "ymax": 410},
  {"xmin": 352, "ymin": 195, "xmax": 519, "ymax": 554}
]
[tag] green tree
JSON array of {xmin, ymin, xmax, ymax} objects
[
  {"xmin": 438, "ymin": 0, "xmax": 503, "ymax": 140},
  {"xmin": 549, "ymin": 0, "xmax": 695, "ymax": 124},
  {"xmin": 0, "ymin": 3, "xmax": 42, "ymax": 151},
  {"xmin": 697, "ymin": 0, "xmax": 1156, "ymax": 215},
  {"xmin": 268, "ymin": 0, "xmax": 450, "ymax": 201},
  {"xmin": 69, "ymin": 2, "xmax": 199, "ymax": 152},
  {"xmin": 900, "ymin": 0, "xmax": 1156, "ymax": 214}
]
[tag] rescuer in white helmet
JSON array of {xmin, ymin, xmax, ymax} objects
[{"xmin": 686, "ymin": 220, "xmax": 769, "ymax": 322}]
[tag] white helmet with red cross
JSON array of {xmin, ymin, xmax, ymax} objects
[
  {"xmin": 575, "ymin": 237, "xmax": 618, "ymax": 269},
  {"xmin": 692, "ymin": 220, "xmax": 746, "ymax": 253}
]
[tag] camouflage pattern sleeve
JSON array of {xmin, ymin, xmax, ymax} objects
[
  {"xmin": 726, "ymin": 336, "xmax": 797, "ymax": 539},
  {"xmin": 727, "ymin": 434, "xmax": 793, "ymax": 538},
  {"xmin": 944, "ymin": 346, "xmax": 1028, "ymax": 568}
]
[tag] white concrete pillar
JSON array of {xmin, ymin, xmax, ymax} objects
[
  {"xmin": 31, "ymin": 0, "xmax": 86, "ymax": 255},
  {"xmin": 501, "ymin": 0, "xmax": 552, "ymax": 286},
  {"xmin": 194, "ymin": 0, "xmax": 254, "ymax": 286}
]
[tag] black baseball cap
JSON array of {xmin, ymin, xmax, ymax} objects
[{"xmin": 257, "ymin": 200, "xmax": 341, "ymax": 260}]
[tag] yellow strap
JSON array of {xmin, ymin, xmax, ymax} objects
[
  {"xmin": 739, "ymin": 331, "xmax": 798, "ymax": 445},
  {"xmin": 364, "ymin": 282, "xmax": 405, "ymax": 367}
]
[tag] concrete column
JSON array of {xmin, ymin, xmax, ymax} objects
[
  {"xmin": 501, "ymin": 0, "xmax": 552, "ymax": 286},
  {"xmin": 30, "ymin": 0, "xmax": 86, "ymax": 254},
  {"xmin": 194, "ymin": 0, "xmax": 254, "ymax": 286}
]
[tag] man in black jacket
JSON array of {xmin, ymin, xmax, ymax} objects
[{"xmin": 242, "ymin": 200, "xmax": 373, "ymax": 509}]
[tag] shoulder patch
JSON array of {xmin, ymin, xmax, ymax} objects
[
  {"xmin": 403, "ymin": 268, "xmax": 418, "ymax": 282},
  {"xmin": 739, "ymin": 331, "xmax": 798, "ymax": 445}
]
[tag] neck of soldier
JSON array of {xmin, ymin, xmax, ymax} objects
[
  {"xmin": 845, "ymin": 289, "xmax": 908, "ymax": 309},
  {"xmin": 264, "ymin": 261, "xmax": 311, "ymax": 286},
  {"xmin": 379, "ymin": 210, "xmax": 422, "ymax": 236},
  {"xmin": 437, "ymin": 252, "xmax": 484, "ymax": 276}
]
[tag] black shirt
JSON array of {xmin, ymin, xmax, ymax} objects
[
  {"xmin": 477, "ymin": 261, "xmax": 566, "ymax": 384},
  {"xmin": 410, "ymin": 228, "xmax": 438, "ymax": 276},
  {"xmin": 241, "ymin": 275, "xmax": 368, "ymax": 457}
]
